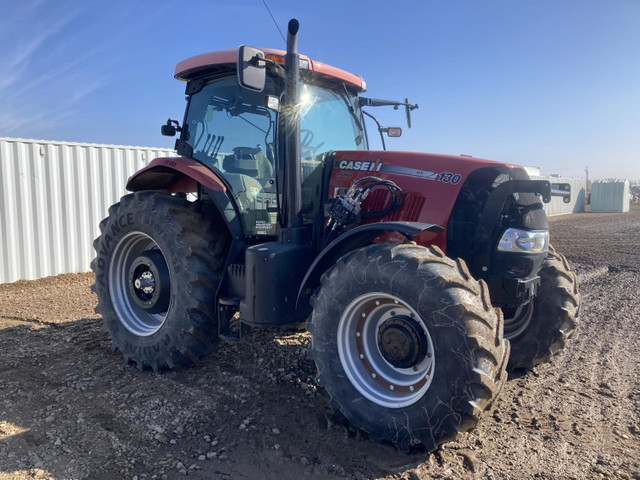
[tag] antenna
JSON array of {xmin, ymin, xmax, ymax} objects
[{"xmin": 262, "ymin": 0, "xmax": 286, "ymax": 45}]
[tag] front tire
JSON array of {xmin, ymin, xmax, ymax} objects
[
  {"xmin": 308, "ymin": 243, "xmax": 509, "ymax": 452},
  {"xmin": 504, "ymin": 245, "xmax": 580, "ymax": 370},
  {"xmin": 91, "ymin": 190, "xmax": 229, "ymax": 371}
]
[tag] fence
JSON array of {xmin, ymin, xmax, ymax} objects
[{"xmin": 0, "ymin": 138, "xmax": 175, "ymax": 284}]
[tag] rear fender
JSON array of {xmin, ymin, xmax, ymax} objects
[
  {"xmin": 297, "ymin": 221, "xmax": 443, "ymax": 307},
  {"xmin": 126, "ymin": 155, "xmax": 244, "ymax": 243},
  {"xmin": 126, "ymin": 157, "xmax": 227, "ymax": 193}
]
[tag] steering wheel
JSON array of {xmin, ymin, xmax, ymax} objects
[
  {"xmin": 301, "ymin": 129, "xmax": 314, "ymax": 147},
  {"xmin": 300, "ymin": 129, "xmax": 324, "ymax": 158}
]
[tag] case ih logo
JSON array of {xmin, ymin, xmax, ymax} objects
[{"xmin": 336, "ymin": 159, "xmax": 383, "ymax": 172}]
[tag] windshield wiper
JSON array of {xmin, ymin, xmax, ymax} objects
[
  {"xmin": 237, "ymin": 114, "xmax": 268, "ymax": 134},
  {"xmin": 210, "ymin": 95, "xmax": 271, "ymax": 118},
  {"xmin": 209, "ymin": 95, "xmax": 273, "ymax": 136},
  {"xmin": 338, "ymin": 84, "xmax": 365, "ymax": 145}
]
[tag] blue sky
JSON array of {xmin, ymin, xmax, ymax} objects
[{"xmin": 1, "ymin": 0, "xmax": 638, "ymax": 180}]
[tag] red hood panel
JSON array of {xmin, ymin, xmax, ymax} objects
[{"xmin": 330, "ymin": 150, "xmax": 525, "ymax": 246}]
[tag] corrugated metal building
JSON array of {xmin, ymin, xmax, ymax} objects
[
  {"xmin": 590, "ymin": 179, "xmax": 630, "ymax": 213},
  {"xmin": 0, "ymin": 138, "xmax": 175, "ymax": 284},
  {"xmin": 531, "ymin": 176, "xmax": 587, "ymax": 216}
]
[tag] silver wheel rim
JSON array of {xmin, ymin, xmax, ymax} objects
[
  {"xmin": 503, "ymin": 301, "xmax": 533, "ymax": 339},
  {"xmin": 337, "ymin": 292, "xmax": 435, "ymax": 409},
  {"xmin": 108, "ymin": 231, "xmax": 171, "ymax": 336}
]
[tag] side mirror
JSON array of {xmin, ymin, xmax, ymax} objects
[
  {"xmin": 238, "ymin": 45, "xmax": 266, "ymax": 92},
  {"xmin": 161, "ymin": 119, "xmax": 181, "ymax": 137},
  {"xmin": 161, "ymin": 124, "xmax": 176, "ymax": 137},
  {"xmin": 386, "ymin": 127, "xmax": 402, "ymax": 137},
  {"xmin": 551, "ymin": 183, "xmax": 571, "ymax": 203}
]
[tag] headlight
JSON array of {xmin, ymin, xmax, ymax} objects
[{"xmin": 497, "ymin": 229, "xmax": 549, "ymax": 254}]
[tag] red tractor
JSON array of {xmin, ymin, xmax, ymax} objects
[{"xmin": 92, "ymin": 20, "xmax": 580, "ymax": 451}]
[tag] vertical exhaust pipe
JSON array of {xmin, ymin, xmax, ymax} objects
[{"xmin": 284, "ymin": 19, "xmax": 302, "ymax": 230}]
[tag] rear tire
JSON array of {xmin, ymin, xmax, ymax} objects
[
  {"xmin": 91, "ymin": 190, "xmax": 229, "ymax": 371},
  {"xmin": 505, "ymin": 245, "xmax": 580, "ymax": 370},
  {"xmin": 308, "ymin": 243, "xmax": 509, "ymax": 452}
]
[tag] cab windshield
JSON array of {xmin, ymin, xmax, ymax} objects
[
  {"xmin": 182, "ymin": 74, "xmax": 366, "ymax": 236},
  {"xmin": 299, "ymin": 82, "xmax": 366, "ymax": 160}
]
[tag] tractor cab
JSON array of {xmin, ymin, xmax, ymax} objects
[{"xmin": 166, "ymin": 48, "xmax": 369, "ymax": 237}]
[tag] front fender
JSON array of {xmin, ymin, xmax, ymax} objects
[{"xmin": 297, "ymin": 221, "xmax": 443, "ymax": 307}]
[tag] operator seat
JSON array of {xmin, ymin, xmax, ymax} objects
[{"xmin": 223, "ymin": 146, "xmax": 273, "ymax": 187}]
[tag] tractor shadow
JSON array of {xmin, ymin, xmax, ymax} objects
[
  {"xmin": 0, "ymin": 317, "xmax": 117, "ymax": 478},
  {"xmin": 189, "ymin": 327, "xmax": 434, "ymax": 475},
  {"xmin": 0, "ymin": 318, "xmax": 432, "ymax": 479}
]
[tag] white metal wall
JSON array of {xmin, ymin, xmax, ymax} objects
[
  {"xmin": 532, "ymin": 176, "xmax": 587, "ymax": 216},
  {"xmin": 590, "ymin": 179, "xmax": 630, "ymax": 213},
  {"xmin": 0, "ymin": 138, "xmax": 175, "ymax": 284}
]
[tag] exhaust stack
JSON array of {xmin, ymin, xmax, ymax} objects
[{"xmin": 283, "ymin": 19, "xmax": 302, "ymax": 230}]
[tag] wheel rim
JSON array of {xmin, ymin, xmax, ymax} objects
[
  {"xmin": 108, "ymin": 231, "xmax": 172, "ymax": 336},
  {"xmin": 337, "ymin": 293, "xmax": 435, "ymax": 409},
  {"xmin": 502, "ymin": 301, "xmax": 534, "ymax": 339}
]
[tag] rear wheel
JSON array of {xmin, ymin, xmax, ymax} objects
[
  {"xmin": 504, "ymin": 245, "xmax": 580, "ymax": 370},
  {"xmin": 91, "ymin": 190, "xmax": 229, "ymax": 371},
  {"xmin": 308, "ymin": 243, "xmax": 509, "ymax": 452}
]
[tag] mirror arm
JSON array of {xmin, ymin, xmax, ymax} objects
[
  {"xmin": 256, "ymin": 56, "xmax": 285, "ymax": 73},
  {"xmin": 361, "ymin": 109, "xmax": 386, "ymax": 151},
  {"xmin": 359, "ymin": 97, "xmax": 418, "ymax": 110},
  {"xmin": 245, "ymin": 54, "xmax": 285, "ymax": 80},
  {"xmin": 359, "ymin": 97, "xmax": 418, "ymax": 129},
  {"xmin": 167, "ymin": 118, "xmax": 182, "ymax": 132}
]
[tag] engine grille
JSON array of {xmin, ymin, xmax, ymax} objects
[{"xmin": 362, "ymin": 190, "xmax": 424, "ymax": 222}]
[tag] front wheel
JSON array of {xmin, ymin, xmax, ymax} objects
[
  {"xmin": 504, "ymin": 245, "xmax": 580, "ymax": 370},
  {"xmin": 308, "ymin": 243, "xmax": 509, "ymax": 452},
  {"xmin": 91, "ymin": 191, "xmax": 229, "ymax": 371}
]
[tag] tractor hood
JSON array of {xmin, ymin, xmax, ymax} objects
[
  {"xmin": 333, "ymin": 150, "xmax": 523, "ymax": 179},
  {"xmin": 330, "ymin": 150, "xmax": 531, "ymax": 236}
]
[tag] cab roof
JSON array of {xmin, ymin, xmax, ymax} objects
[{"xmin": 174, "ymin": 48, "xmax": 366, "ymax": 91}]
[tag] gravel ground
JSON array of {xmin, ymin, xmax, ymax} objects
[{"xmin": 0, "ymin": 205, "xmax": 639, "ymax": 480}]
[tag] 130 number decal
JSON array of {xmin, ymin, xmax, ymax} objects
[{"xmin": 438, "ymin": 172, "xmax": 462, "ymax": 184}]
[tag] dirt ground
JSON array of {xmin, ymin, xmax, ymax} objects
[{"xmin": 1, "ymin": 206, "xmax": 639, "ymax": 480}]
